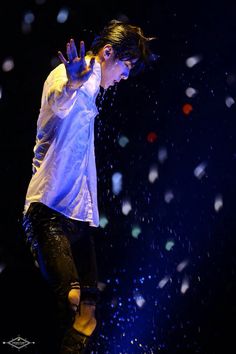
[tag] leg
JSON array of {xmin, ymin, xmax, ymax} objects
[
  {"xmin": 23, "ymin": 203, "xmax": 99, "ymax": 353},
  {"xmin": 60, "ymin": 233, "xmax": 100, "ymax": 354},
  {"xmin": 36, "ymin": 220, "xmax": 82, "ymax": 332},
  {"xmin": 22, "ymin": 203, "xmax": 82, "ymax": 332}
]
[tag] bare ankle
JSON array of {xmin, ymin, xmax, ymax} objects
[
  {"xmin": 68, "ymin": 288, "xmax": 80, "ymax": 311},
  {"xmin": 73, "ymin": 317, "xmax": 97, "ymax": 336}
]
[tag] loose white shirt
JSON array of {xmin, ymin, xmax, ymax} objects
[{"xmin": 24, "ymin": 58, "xmax": 101, "ymax": 227}]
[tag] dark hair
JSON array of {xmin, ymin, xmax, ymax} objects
[{"xmin": 90, "ymin": 20, "xmax": 156, "ymax": 75}]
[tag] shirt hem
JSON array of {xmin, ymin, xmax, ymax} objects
[{"xmin": 24, "ymin": 199, "xmax": 99, "ymax": 227}]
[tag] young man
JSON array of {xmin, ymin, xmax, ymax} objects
[{"xmin": 22, "ymin": 20, "xmax": 154, "ymax": 353}]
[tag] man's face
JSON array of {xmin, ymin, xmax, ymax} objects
[{"xmin": 100, "ymin": 53, "xmax": 137, "ymax": 89}]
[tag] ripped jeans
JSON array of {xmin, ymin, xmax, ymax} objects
[{"xmin": 22, "ymin": 202, "xmax": 99, "ymax": 332}]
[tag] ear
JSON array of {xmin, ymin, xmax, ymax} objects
[{"xmin": 102, "ymin": 44, "xmax": 114, "ymax": 60}]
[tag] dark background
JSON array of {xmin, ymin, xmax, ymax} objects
[{"xmin": 0, "ymin": 1, "xmax": 236, "ymax": 353}]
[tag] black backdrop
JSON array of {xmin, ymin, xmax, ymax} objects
[{"xmin": 0, "ymin": 1, "xmax": 236, "ymax": 353}]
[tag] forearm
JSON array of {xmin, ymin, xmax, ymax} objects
[{"xmin": 45, "ymin": 79, "xmax": 83, "ymax": 118}]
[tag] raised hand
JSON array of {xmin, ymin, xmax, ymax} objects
[{"xmin": 58, "ymin": 39, "xmax": 95, "ymax": 89}]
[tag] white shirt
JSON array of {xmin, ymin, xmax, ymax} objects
[{"xmin": 24, "ymin": 59, "xmax": 101, "ymax": 227}]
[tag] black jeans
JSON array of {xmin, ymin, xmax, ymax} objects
[{"xmin": 22, "ymin": 202, "xmax": 99, "ymax": 332}]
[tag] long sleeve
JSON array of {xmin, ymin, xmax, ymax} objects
[{"xmin": 42, "ymin": 64, "xmax": 80, "ymax": 119}]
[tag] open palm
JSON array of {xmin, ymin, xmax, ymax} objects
[{"xmin": 58, "ymin": 39, "xmax": 95, "ymax": 86}]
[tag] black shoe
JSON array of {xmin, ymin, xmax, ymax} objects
[{"xmin": 60, "ymin": 327, "xmax": 90, "ymax": 354}]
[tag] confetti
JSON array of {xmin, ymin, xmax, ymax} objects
[
  {"xmin": 158, "ymin": 147, "xmax": 168, "ymax": 163},
  {"xmin": 147, "ymin": 131, "xmax": 158, "ymax": 143},
  {"xmin": 57, "ymin": 7, "xmax": 69, "ymax": 23},
  {"xmin": 180, "ymin": 277, "xmax": 190, "ymax": 294},
  {"xmin": 23, "ymin": 11, "xmax": 35, "ymax": 24},
  {"xmin": 193, "ymin": 162, "xmax": 207, "ymax": 179},
  {"xmin": 131, "ymin": 225, "xmax": 141, "ymax": 238},
  {"xmin": 185, "ymin": 55, "xmax": 202, "ymax": 68},
  {"xmin": 112, "ymin": 172, "xmax": 123, "ymax": 195},
  {"xmin": 121, "ymin": 199, "xmax": 132, "ymax": 215},
  {"xmin": 214, "ymin": 194, "xmax": 223, "ymax": 212},
  {"xmin": 164, "ymin": 190, "xmax": 174, "ymax": 203},
  {"xmin": 99, "ymin": 215, "xmax": 109, "ymax": 228},
  {"xmin": 2, "ymin": 57, "xmax": 14, "ymax": 72},
  {"xmin": 182, "ymin": 103, "xmax": 193, "ymax": 115},
  {"xmin": 225, "ymin": 96, "xmax": 235, "ymax": 108},
  {"xmin": 185, "ymin": 87, "xmax": 198, "ymax": 98},
  {"xmin": 158, "ymin": 276, "xmax": 170, "ymax": 288},
  {"xmin": 177, "ymin": 259, "xmax": 189, "ymax": 272},
  {"xmin": 165, "ymin": 240, "xmax": 175, "ymax": 251},
  {"xmin": 148, "ymin": 164, "xmax": 158, "ymax": 183},
  {"xmin": 133, "ymin": 292, "xmax": 146, "ymax": 308},
  {"xmin": 118, "ymin": 135, "xmax": 129, "ymax": 147}
]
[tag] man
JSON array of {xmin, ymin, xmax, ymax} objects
[{"xmin": 22, "ymin": 20, "xmax": 154, "ymax": 353}]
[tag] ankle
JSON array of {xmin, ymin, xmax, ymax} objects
[{"xmin": 73, "ymin": 317, "xmax": 97, "ymax": 337}]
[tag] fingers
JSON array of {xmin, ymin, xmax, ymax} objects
[
  {"xmin": 79, "ymin": 41, "xmax": 85, "ymax": 58},
  {"xmin": 58, "ymin": 39, "xmax": 87, "ymax": 66},
  {"xmin": 66, "ymin": 41, "xmax": 73, "ymax": 62},
  {"xmin": 58, "ymin": 39, "xmax": 78, "ymax": 64},
  {"xmin": 69, "ymin": 38, "xmax": 78, "ymax": 58},
  {"xmin": 58, "ymin": 51, "xmax": 67, "ymax": 65}
]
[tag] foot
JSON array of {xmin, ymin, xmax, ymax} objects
[{"xmin": 60, "ymin": 327, "xmax": 90, "ymax": 354}]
